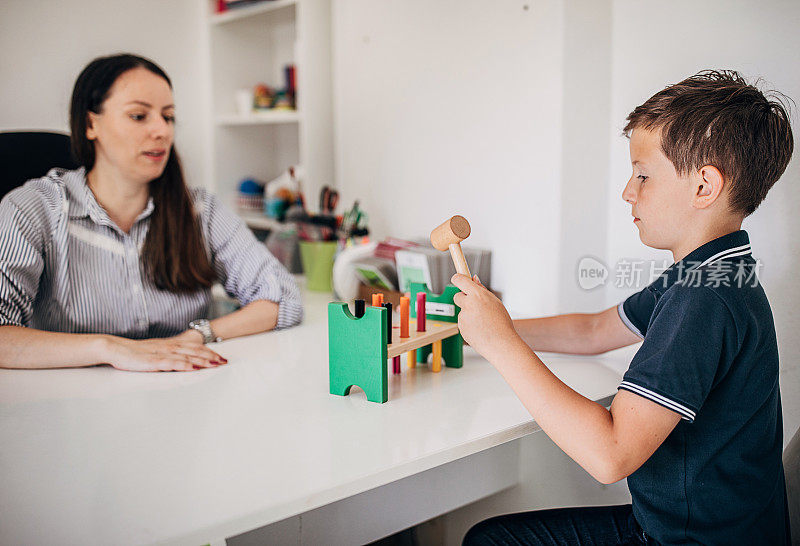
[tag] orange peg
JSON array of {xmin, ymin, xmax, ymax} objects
[{"xmin": 432, "ymin": 340, "xmax": 442, "ymax": 372}]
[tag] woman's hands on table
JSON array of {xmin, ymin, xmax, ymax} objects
[{"xmin": 102, "ymin": 334, "xmax": 228, "ymax": 372}]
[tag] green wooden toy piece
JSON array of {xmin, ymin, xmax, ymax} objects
[
  {"xmin": 409, "ymin": 283, "xmax": 464, "ymax": 369},
  {"xmin": 328, "ymin": 303, "xmax": 389, "ymax": 403}
]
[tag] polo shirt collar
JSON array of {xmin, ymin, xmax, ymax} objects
[
  {"xmin": 65, "ymin": 167, "xmax": 155, "ymax": 231},
  {"xmin": 648, "ymin": 230, "xmax": 752, "ymax": 295}
]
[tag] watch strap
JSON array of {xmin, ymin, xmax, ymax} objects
[{"xmin": 189, "ymin": 319, "xmax": 220, "ymax": 344}]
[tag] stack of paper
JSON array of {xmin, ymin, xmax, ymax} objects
[{"xmin": 396, "ymin": 243, "xmax": 491, "ymax": 294}]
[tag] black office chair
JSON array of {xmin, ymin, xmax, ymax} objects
[{"xmin": 0, "ymin": 131, "xmax": 79, "ymax": 201}]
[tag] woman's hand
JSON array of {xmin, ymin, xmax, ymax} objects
[
  {"xmin": 101, "ymin": 335, "xmax": 228, "ymax": 372},
  {"xmin": 451, "ymin": 274, "xmax": 521, "ymax": 361}
]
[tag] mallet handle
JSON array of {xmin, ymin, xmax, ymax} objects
[{"xmin": 449, "ymin": 243, "xmax": 471, "ymax": 277}]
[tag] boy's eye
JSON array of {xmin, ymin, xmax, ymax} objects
[
  {"xmin": 637, "ymin": 175, "xmax": 648, "ymax": 183},
  {"xmin": 164, "ymin": 115, "xmax": 175, "ymax": 123}
]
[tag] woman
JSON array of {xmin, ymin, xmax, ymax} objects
[{"xmin": 0, "ymin": 54, "xmax": 302, "ymax": 372}]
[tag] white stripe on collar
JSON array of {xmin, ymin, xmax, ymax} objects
[{"xmin": 696, "ymin": 243, "xmax": 752, "ymax": 269}]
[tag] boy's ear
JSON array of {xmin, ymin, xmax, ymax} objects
[{"xmin": 692, "ymin": 165, "xmax": 725, "ymax": 209}]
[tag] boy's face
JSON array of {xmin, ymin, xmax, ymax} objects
[{"xmin": 622, "ymin": 128, "xmax": 697, "ymax": 251}]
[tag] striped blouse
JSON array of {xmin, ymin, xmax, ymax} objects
[{"xmin": 0, "ymin": 168, "xmax": 302, "ymax": 338}]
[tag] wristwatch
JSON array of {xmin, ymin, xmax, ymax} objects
[{"xmin": 188, "ymin": 319, "xmax": 221, "ymax": 344}]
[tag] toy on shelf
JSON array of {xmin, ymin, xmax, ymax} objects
[
  {"xmin": 328, "ymin": 282, "xmax": 464, "ymax": 404},
  {"xmin": 251, "ymin": 66, "xmax": 296, "ymax": 111},
  {"xmin": 237, "ymin": 178, "xmax": 264, "ymax": 211},
  {"xmin": 253, "ymin": 83, "xmax": 274, "ymax": 109},
  {"xmin": 263, "ymin": 165, "xmax": 303, "ymax": 220}
]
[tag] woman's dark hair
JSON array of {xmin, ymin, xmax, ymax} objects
[{"xmin": 69, "ymin": 53, "xmax": 215, "ymax": 292}]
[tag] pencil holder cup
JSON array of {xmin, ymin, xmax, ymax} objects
[{"xmin": 299, "ymin": 241, "xmax": 338, "ymax": 292}]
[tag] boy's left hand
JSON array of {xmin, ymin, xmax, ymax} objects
[{"xmin": 451, "ymin": 274, "xmax": 520, "ymax": 360}]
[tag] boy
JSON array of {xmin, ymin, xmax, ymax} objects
[{"xmin": 457, "ymin": 70, "xmax": 793, "ymax": 545}]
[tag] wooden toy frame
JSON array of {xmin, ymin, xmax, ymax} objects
[{"xmin": 328, "ymin": 283, "xmax": 464, "ymax": 403}]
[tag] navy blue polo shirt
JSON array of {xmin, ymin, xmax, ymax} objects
[{"xmin": 617, "ymin": 230, "xmax": 789, "ymax": 545}]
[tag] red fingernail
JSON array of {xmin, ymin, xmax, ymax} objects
[
  {"xmin": 221, "ymin": 358, "xmax": 228, "ymax": 363},
  {"xmin": 210, "ymin": 360, "xmax": 220, "ymax": 365}
]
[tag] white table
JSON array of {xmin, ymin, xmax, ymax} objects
[{"xmin": 0, "ymin": 290, "xmax": 637, "ymax": 545}]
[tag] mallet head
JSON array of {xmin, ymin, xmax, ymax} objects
[
  {"xmin": 430, "ymin": 215, "xmax": 471, "ymax": 251},
  {"xmin": 431, "ymin": 215, "xmax": 472, "ymax": 277}
]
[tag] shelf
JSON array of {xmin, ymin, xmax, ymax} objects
[
  {"xmin": 238, "ymin": 209, "xmax": 291, "ymax": 231},
  {"xmin": 207, "ymin": 0, "xmax": 333, "ymax": 214},
  {"xmin": 210, "ymin": 0, "xmax": 296, "ymax": 25},
  {"xmin": 216, "ymin": 110, "xmax": 301, "ymax": 126}
]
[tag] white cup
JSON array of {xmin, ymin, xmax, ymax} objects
[{"xmin": 235, "ymin": 89, "xmax": 253, "ymax": 116}]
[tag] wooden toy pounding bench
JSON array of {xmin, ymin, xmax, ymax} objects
[
  {"xmin": 328, "ymin": 283, "xmax": 464, "ymax": 403},
  {"xmin": 329, "ymin": 215, "xmax": 473, "ymax": 403}
]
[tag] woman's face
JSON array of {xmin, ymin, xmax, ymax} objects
[{"xmin": 86, "ymin": 67, "xmax": 175, "ymax": 184}]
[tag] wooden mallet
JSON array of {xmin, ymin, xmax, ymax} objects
[{"xmin": 431, "ymin": 215, "xmax": 471, "ymax": 277}]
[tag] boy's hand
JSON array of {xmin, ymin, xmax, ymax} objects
[{"xmin": 451, "ymin": 274, "xmax": 520, "ymax": 360}]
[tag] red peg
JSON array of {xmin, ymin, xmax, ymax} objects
[{"xmin": 416, "ymin": 292, "xmax": 426, "ymax": 332}]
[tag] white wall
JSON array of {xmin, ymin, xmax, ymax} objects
[
  {"xmin": 556, "ymin": 0, "xmax": 612, "ymax": 312},
  {"xmin": 0, "ymin": 0, "xmax": 211, "ymax": 189},
  {"xmin": 604, "ymin": 0, "xmax": 800, "ymax": 447},
  {"xmin": 332, "ymin": 0, "xmax": 566, "ymax": 316}
]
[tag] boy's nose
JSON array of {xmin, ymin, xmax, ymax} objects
[{"xmin": 622, "ymin": 177, "xmax": 637, "ymax": 204}]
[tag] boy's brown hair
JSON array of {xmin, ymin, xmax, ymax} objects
[{"xmin": 624, "ymin": 70, "xmax": 794, "ymax": 216}]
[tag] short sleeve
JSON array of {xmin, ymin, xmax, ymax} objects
[
  {"xmin": 618, "ymin": 285, "xmax": 736, "ymax": 423},
  {"xmin": 618, "ymin": 285, "xmax": 658, "ymax": 338},
  {"xmin": 0, "ymin": 189, "xmax": 48, "ymax": 327},
  {"xmin": 196, "ymin": 189, "xmax": 303, "ymax": 329}
]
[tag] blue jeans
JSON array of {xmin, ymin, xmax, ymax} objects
[{"xmin": 462, "ymin": 504, "xmax": 654, "ymax": 545}]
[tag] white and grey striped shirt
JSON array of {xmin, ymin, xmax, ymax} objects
[{"xmin": 0, "ymin": 168, "xmax": 302, "ymax": 338}]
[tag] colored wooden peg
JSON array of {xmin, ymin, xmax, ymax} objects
[
  {"xmin": 399, "ymin": 296, "xmax": 409, "ymax": 338},
  {"xmin": 416, "ymin": 292, "xmax": 426, "ymax": 332},
  {"xmin": 432, "ymin": 340, "xmax": 442, "ymax": 372},
  {"xmin": 371, "ymin": 293, "xmax": 383, "ymax": 307},
  {"xmin": 354, "ymin": 299, "xmax": 365, "ymax": 318},
  {"xmin": 407, "ymin": 350, "xmax": 416, "ymax": 368},
  {"xmin": 383, "ymin": 302, "xmax": 401, "ymax": 374},
  {"xmin": 381, "ymin": 302, "xmax": 393, "ymax": 343}
]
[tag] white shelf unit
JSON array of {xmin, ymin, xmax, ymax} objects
[
  {"xmin": 209, "ymin": 0, "xmax": 298, "ymax": 25},
  {"xmin": 205, "ymin": 0, "xmax": 333, "ymax": 229},
  {"xmin": 236, "ymin": 209, "xmax": 287, "ymax": 231}
]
